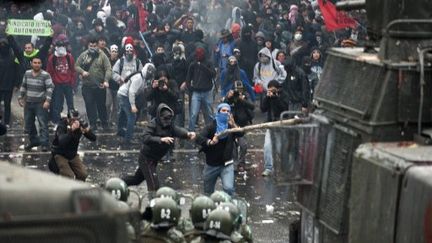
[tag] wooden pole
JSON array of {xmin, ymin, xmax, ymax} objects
[{"xmin": 217, "ymin": 118, "xmax": 308, "ymax": 137}]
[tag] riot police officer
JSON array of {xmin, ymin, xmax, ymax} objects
[
  {"xmin": 183, "ymin": 195, "xmax": 216, "ymax": 242},
  {"xmin": 141, "ymin": 197, "xmax": 186, "ymax": 243}
]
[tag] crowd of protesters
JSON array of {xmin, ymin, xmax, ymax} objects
[{"xmin": 0, "ymin": 0, "xmax": 368, "ymax": 192}]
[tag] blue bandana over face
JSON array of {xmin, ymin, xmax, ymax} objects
[{"xmin": 215, "ymin": 103, "xmax": 231, "ymax": 139}]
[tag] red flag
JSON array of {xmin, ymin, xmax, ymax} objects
[
  {"xmin": 135, "ymin": 0, "xmax": 148, "ymax": 32},
  {"xmin": 318, "ymin": 0, "xmax": 357, "ymax": 31}
]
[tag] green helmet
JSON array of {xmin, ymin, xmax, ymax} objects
[
  {"xmin": 218, "ymin": 202, "xmax": 242, "ymax": 229},
  {"xmin": 156, "ymin": 186, "xmax": 179, "ymax": 204},
  {"xmin": 190, "ymin": 195, "xmax": 216, "ymax": 229},
  {"xmin": 105, "ymin": 178, "xmax": 129, "ymax": 202},
  {"xmin": 204, "ymin": 208, "xmax": 234, "ymax": 240},
  {"xmin": 151, "ymin": 197, "xmax": 181, "ymax": 229},
  {"xmin": 210, "ymin": 191, "xmax": 232, "ymax": 206}
]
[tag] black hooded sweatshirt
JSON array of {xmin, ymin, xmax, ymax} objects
[{"xmin": 140, "ymin": 104, "xmax": 189, "ymax": 161}]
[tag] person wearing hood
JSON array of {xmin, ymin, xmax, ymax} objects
[
  {"xmin": 220, "ymin": 56, "xmax": 255, "ymax": 101},
  {"xmin": 117, "ymin": 63, "xmax": 154, "ymax": 144},
  {"xmin": 0, "ymin": 35, "xmax": 23, "ymax": 126},
  {"xmin": 253, "ymin": 47, "xmax": 286, "ymax": 92},
  {"xmin": 254, "ymin": 31, "xmax": 266, "ymax": 52},
  {"xmin": 122, "ymin": 103, "xmax": 196, "ymax": 196},
  {"xmin": 88, "ymin": 18, "xmax": 109, "ymax": 42},
  {"xmin": 236, "ymin": 26, "xmax": 258, "ymax": 83},
  {"xmin": 195, "ymin": 103, "xmax": 244, "ymax": 196},
  {"xmin": 171, "ymin": 42, "xmax": 188, "ymax": 128},
  {"xmin": 225, "ymin": 6, "xmax": 246, "ymax": 31},
  {"xmin": 46, "ymin": 38, "xmax": 77, "ymax": 125}
]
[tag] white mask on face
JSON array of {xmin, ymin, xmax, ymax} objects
[
  {"xmin": 55, "ymin": 46, "xmax": 67, "ymax": 57},
  {"xmin": 294, "ymin": 33, "xmax": 302, "ymax": 41}
]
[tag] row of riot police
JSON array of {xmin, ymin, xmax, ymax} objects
[{"xmin": 105, "ymin": 178, "xmax": 253, "ymax": 243}]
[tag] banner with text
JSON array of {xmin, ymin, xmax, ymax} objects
[{"xmin": 6, "ymin": 19, "xmax": 53, "ymax": 36}]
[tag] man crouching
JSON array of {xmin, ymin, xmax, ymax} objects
[{"xmin": 49, "ymin": 110, "xmax": 96, "ymax": 181}]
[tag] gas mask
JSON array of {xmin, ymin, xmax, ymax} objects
[{"xmin": 294, "ymin": 33, "xmax": 303, "ymax": 41}]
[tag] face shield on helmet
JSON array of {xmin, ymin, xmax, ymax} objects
[{"xmin": 218, "ymin": 202, "xmax": 242, "ymax": 230}]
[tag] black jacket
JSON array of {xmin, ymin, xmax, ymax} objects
[
  {"xmin": 186, "ymin": 60, "xmax": 215, "ymax": 92},
  {"xmin": 51, "ymin": 118, "xmax": 96, "ymax": 159},
  {"xmin": 282, "ymin": 65, "xmax": 311, "ymax": 108},
  {"xmin": 260, "ymin": 91, "xmax": 290, "ymax": 122},
  {"xmin": 141, "ymin": 104, "xmax": 189, "ymax": 161},
  {"xmin": 196, "ymin": 121, "xmax": 243, "ymax": 167},
  {"xmin": 0, "ymin": 40, "xmax": 22, "ymax": 91},
  {"xmin": 222, "ymin": 94, "xmax": 255, "ymax": 127},
  {"xmin": 145, "ymin": 79, "xmax": 179, "ymax": 117}
]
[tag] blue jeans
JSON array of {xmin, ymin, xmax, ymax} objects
[
  {"xmin": 264, "ymin": 129, "xmax": 273, "ymax": 171},
  {"xmin": 203, "ymin": 163, "xmax": 235, "ymax": 196},
  {"xmin": 24, "ymin": 102, "xmax": 49, "ymax": 146},
  {"xmin": 189, "ymin": 90, "xmax": 214, "ymax": 131},
  {"xmin": 51, "ymin": 84, "xmax": 74, "ymax": 124},
  {"xmin": 117, "ymin": 94, "xmax": 137, "ymax": 140}
]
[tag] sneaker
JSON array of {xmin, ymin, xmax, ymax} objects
[
  {"xmin": 261, "ymin": 169, "xmax": 272, "ymax": 177},
  {"xmin": 24, "ymin": 142, "xmax": 41, "ymax": 152}
]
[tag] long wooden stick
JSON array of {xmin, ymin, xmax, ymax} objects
[{"xmin": 217, "ymin": 118, "xmax": 307, "ymax": 137}]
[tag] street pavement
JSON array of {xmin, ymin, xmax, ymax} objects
[{"xmin": 1, "ymin": 90, "xmax": 300, "ymax": 242}]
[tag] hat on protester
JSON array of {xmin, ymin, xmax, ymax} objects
[
  {"xmin": 125, "ymin": 43, "xmax": 134, "ymax": 51},
  {"xmin": 220, "ymin": 29, "xmax": 231, "ymax": 38}
]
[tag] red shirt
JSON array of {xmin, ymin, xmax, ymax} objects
[{"xmin": 46, "ymin": 53, "xmax": 76, "ymax": 86}]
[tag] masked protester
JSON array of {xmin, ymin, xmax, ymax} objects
[
  {"xmin": 253, "ymin": 47, "xmax": 286, "ymax": 94},
  {"xmin": 195, "ymin": 103, "xmax": 244, "ymax": 196},
  {"xmin": 122, "ymin": 103, "xmax": 196, "ymax": 198},
  {"xmin": 46, "ymin": 38, "xmax": 77, "ymax": 125},
  {"xmin": 236, "ymin": 26, "xmax": 258, "ymax": 83},
  {"xmin": 75, "ymin": 37, "xmax": 112, "ymax": 131},
  {"xmin": 185, "ymin": 47, "xmax": 216, "ymax": 132},
  {"xmin": 220, "ymin": 56, "xmax": 255, "ymax": 101}
]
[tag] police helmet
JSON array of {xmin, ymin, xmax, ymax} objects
[
  {"xmin": 210, "ymin": 191, "xmax": 232, "ymax": 206},
  {"xmin": 218, "ymin": 202, "xmax": 242, "ymax": 229},
  {"xmin": 156, "ymin": 186, "xmax": 180, "ymax": 204},
  {"xmin": 105, "ymin": 178, "xmax": 129, "ymax": 202},
  {"xmin": 190, "ymin": 195, "xmax": 216, "ymax": 229},
  {"xmin": 204, "ymin": 208, "xmax": 234, "ymax": 240},
  {"xmin": 151, "ymin": 197, "xmax": 181, "ymax": 229}
]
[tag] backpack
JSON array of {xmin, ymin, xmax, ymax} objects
[{"xmin": 119, "ymin": 57, "xmax": 141, "ymax": 75}]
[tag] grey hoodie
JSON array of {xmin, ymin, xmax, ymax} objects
[
  {"xmin": 117, "ymin": 63, "xmax": 155, "ymax": 106},
  {"xmin": 253, "ymin": 48, "xmax": 287, "ymax": 90}
]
